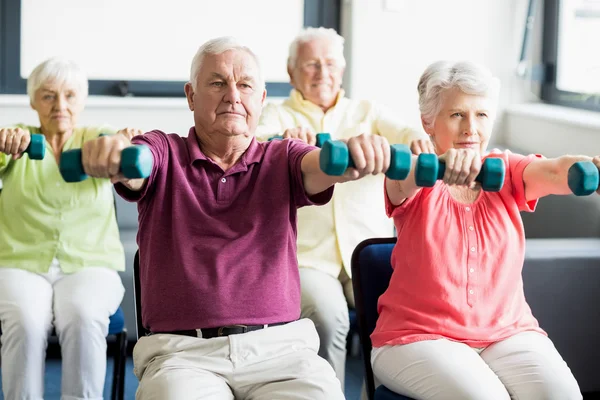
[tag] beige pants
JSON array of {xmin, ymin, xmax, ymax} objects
[
  {"xmin": 300, "ymin": 267, "xmax": 354, "ymax": 389},
  {"xmin": 133, "ymin": 318, "xmax": 344, "ymax": 400},
  {"xmin": 372, "ymin": 331, "xmax": 582, "ymax": 400}
]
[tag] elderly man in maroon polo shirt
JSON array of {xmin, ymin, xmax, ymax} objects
[{"xmin": 80, "ymin": 36, "xmax": 394, "ymax": 400}]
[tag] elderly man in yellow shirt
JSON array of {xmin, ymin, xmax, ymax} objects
[{"xmin": 257, "ymin": 27, "xmax": 425, "ymax": 388}]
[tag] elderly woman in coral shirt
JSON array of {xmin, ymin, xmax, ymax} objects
[{"xmin": 372, "ymin": 60, "xmax": 599, "ymax": 400}]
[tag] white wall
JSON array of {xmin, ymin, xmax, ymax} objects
[
  {"xmin": 339, "ymin": 0, "xmax": 541, "ymax": 141},
  {"xmin": 2, "ymin": 0, "xmax": 598, "ymax": 159}
]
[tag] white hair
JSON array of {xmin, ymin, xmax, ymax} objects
[
  {"xmin": 27, "ymin": 57, "xmax": 88, "ymax": 102},
  {"xmin": 189, "ymin": 36, "xmax": 264, "ymax": 90},
  {"xmin": 287, "ymin": 27, "xmax": 346, "ymax": 70},
  {"xmin": 418, "ymin": 61, "xmax": 501, "ymax": 124}
]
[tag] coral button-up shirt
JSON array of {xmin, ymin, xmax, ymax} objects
[{"xmin": 372, "ymin": 151, "xmax": 547, "ymax": 348}]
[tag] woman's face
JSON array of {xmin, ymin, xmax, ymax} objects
[
  {"xmin": 423, "ymin": 88, "xmax": 496, "ymax": 155},
  {"xmin": 31, "ymin": 80, "xmax": 85, "ymax": 135}
]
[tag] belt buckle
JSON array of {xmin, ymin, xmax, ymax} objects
[{"xmin": 217, "ymin": 324, "xmax": 248, "ymax": 336}]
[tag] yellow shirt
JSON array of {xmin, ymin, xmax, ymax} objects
[
  {"xmin": 0, "ymin": 125, "xmax": 125, "ymax": 273},
  {"xmin": 257, "ymin": 89, "xmax": 424, "ymax": 278}
]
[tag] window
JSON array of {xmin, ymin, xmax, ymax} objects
[
  {"xmin": 542, "ymin": 0, "xmax": 600, "ymax": 111},
  {"xmin": 0, "ymin": 0, "xmax": 341, "ymax": 97}
]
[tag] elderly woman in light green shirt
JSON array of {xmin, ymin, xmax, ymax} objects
[{"xmin": 0, "ymin": 57, "xmax": 140, "ymax": 400}]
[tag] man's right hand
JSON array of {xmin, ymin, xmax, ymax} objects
[
  {"xmin": 0, "ymin": 128, "xmax": 31, "ymax": 159},
  {"xmin": 81, "ymin": 134, "xmax": 132, "ymax": 184},
  {"xmin": 410, "ymin": 138, "xmax": 435, "ymax": 155},
  {"xmin": 283, "ymin": 127, "xmax": 317, "ymax": 146}
]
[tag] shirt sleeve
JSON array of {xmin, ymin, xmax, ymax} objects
[
  {"xmin": 498, "ymin": 151, "xmax": 544, "ymax": 212},
  {"xmin": 372, "ymin": 102, "xmax": 427, "ymax": 145},
  {"xmin": 287, "ymin": 139, "xmax": 334, "ymax": 208},
  {"xmin": 114, "ymin": 130, "xmax": 167, "ymax": 202},
  {"xmin": 256, "ymin": 102, "xmax": 285, "ymax": 142}
]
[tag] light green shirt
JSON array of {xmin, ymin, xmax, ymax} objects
[{"xmin": 0, "ymin": 125, "xmax": 125, "ymax": 273}]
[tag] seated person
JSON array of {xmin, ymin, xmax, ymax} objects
[
  {"xmin": 0, "ymin": 57, "xmax": 140, "ymax": 400},
  {"xmin": 257, "ymin": 27, "xmax": 425, "ymax": 386},
  {"xmin": 372, "ymin": 60, "xmax": 592, "ymax": 399},
  {"xmin": 81, "ymin": 36, "xmax": 396, "ymax": 400}
]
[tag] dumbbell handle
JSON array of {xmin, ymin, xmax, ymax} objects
[
  {"xmin": 59, "ymin": 134, "xmax": 153, "ymax": 183},
  {"xmin": 319, "ymin": 140, "xmax": 411, "ymax": 180},
  {"xmin": 437, "ymin": 161, "xmax": 493, "ymax": 184},
  {"xmin": 415, "ymin": 155, "xmax": 505, "ymax": 192}
]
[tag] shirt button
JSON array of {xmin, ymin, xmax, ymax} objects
[
  {"xmin": 469, "ymin": 289, "xmax": 474, "ymax": 295},
  {"xmin": 465, "ymin": 206, "xmax": 471, "ymax": 212},
  {"xmin": 55, "ymin": 182, "xmax": 61, "ymax": 187},
  {"xmin": 469, "ymin": 268, "xmax": 475, "ymax": 273},
  {"xmin": 221, "ymin": 178, "xmax": 227, "ymax": 183},
  {"xmin": 468, "ymin": 226, "xmax": 474, "ymax": 231},
  {"xmin": 470, "ymin": 246, "xmax": 476, "ymax": 252}
]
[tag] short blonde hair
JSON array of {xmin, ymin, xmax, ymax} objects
[
  {"xmin": 27, "ymin": 58, "xmax": 88, "ymax": 102},
  {"xmin": 287, "ymin": 27, "xmax": 346, "ymax": 69},
  {"xmin": 418, "ymin": 60, "xmax": 501, "ymax": 124},
  {"xmin": 189, "ymin": 36, "xmax": 264, "ymax": 90}
]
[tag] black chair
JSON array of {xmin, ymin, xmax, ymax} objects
[
  {"xmin": 133, "ymin": 250, "xmax": 150, "ymax": 339},
  {"xmin": 351, "ymin": 237, "xmax": 413, "ymax": 400}
]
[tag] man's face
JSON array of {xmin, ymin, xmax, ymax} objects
[
  {"xmin": 288, "ymin": 39, "xmax": 344, "ymax": 111},
  {"xmin": 185, "ymin": 49, "xmax": 266, "ymax": 138}
]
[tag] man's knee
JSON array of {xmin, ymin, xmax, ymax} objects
[{"xmin": 137, "ymin": 371, "xmax": 234, "ymax": 400}]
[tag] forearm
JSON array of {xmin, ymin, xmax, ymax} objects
[
  {"xmin": 301, "ymin": 150, "xmax": 346, "ymax": 195},
  {"xmin": 524, "ymin": 155, "xmax": 594, "ymax": 199},
  {"xmin": 385, "ymin": 155, "xmax": 421, "ymax": 205}
]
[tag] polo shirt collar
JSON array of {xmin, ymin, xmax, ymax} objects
[{"xmin": 187, "ymin": 127, "xmax": 264, "ymax": 167}]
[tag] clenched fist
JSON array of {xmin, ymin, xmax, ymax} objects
[
  {"xmin": 343, "ymin": 133, "xmax": 391, "ymax": 180},
  {"xmin": 438, "ymin": 148, "xmax": 481, "ymax": 187},
  {"xmin": 0, "ymin": 128, "xmax": 31, "ymax": 159},
  {"xmin": 81, "ymin": 134, "xmax": 132, "ymax": 183}
]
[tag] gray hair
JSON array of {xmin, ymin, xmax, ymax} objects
[
  {"xmin": 189, "ymin": 36, "xmax": 264, "ymax": 90},
  {"xmin": 27, "ymin": 57, "xmax": 89, "ymax": 102},
  {"xmin": 418, "ymin": 61, "xmax": 501, "ymax": 124},
  {"xmin": 287, "ymin": 27, "xmax": 346, "ymax": 70}
]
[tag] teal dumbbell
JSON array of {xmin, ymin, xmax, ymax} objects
[
  {"xmin": 268, "ymin": 132, "xmax": 331, "ymax": 148},
  {"xmin": 24, "ymin": 134, "xmax": 46, "ymax": 160},
  {"xmin": 59, "ymin": 134, "xmax": 153, "ymax": 183},
  {"xmin": 568, "ymin": 161, "xmax": 599, "ymax": 196},
  {"xmin": 415, "ymin": 154, "xmax": 505, "ymax": 192},
  {"xmin": 319, "ymin": 139, "xmax": 412, "ymax": 180}
]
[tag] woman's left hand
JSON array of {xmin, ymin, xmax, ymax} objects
[
  {"xmin": 116, "ymin": 128, "xmax": 143, "ymax": 141},
  {"xmin": 594, "ymin": 156, "xmax": 600, "ymax": 195}
]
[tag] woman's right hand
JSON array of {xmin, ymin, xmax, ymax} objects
[
  {"xmin": 410, "ymin": 138, "xmax": 435, "ymax": 155},
  {"xmin": 438, "ymin": 148, "xmax": 482, "ymax": 187},
  {"xmin": 0, "ymin": 128, "xmax": 31, "ymax": 159}
]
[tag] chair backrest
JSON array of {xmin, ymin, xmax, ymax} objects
[
  {"xmin": 351, "ymin": 237, "xmax": 397, "ymax": 400},
  {"xmin": 133, "ymin": 250, "xmax": 150, "ymax": 339}
]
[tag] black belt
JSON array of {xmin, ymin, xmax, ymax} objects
[{"xmin": 154, "ymin": 321, "xmax": 291, "ymax": 339}]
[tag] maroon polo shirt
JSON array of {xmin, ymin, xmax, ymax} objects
[{"xmin": 115, "ymin": 129, "xmax": 333, "ymax": 332}]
